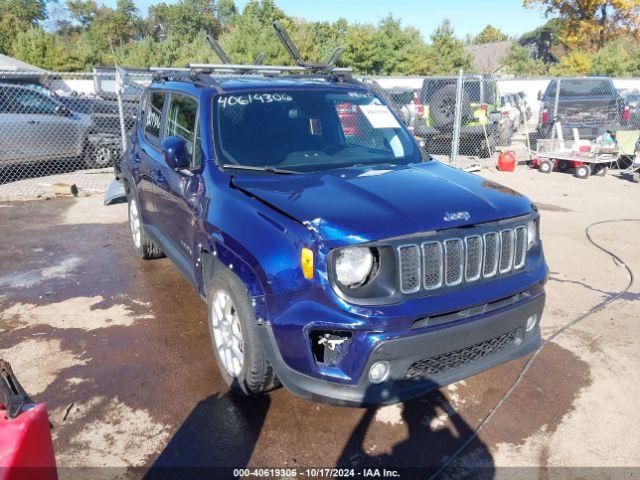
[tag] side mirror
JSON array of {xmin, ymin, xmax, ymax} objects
[
  {"xmin": 161, "ymin": 136, "xmax": 190, "ymax": 170},
  {"xmin": 537, "ymin": 91, "xmax": 542, "ymax": 101}
]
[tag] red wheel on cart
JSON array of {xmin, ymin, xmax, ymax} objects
[
  {"xmin": 575, "ymin": 164, "xmax": 590, "ymax": 179},
  {"xmin": 539, "ymin": 159, "xmax": 553, "ymax": 174}
]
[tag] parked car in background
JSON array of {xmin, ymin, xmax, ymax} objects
[
  {"xmin": 385, "ymin": 87, "xmax": 423, "ymax": 132},
  {"xmin": 536, "ymin": 77, "xmax": 627, "ymax": 143},
  {"xmin": 499, "ymin": 94, "xmax": 520, "ymax": 143},
  {"xmin": 620, "ymin": 89, "xmax": 640, "ymax": 128},
  {"xmin": 415, "ymin": 75, "xmax": 511, "ymax": 157},
  {"xmin": 13, "ymin": 81, "xmax": 127, "ymax": 168},
  {"xmin": 0, "ymin": 83, "xmax": 92, "ymax": 167}
]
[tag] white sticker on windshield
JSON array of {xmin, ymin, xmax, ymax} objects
[{"xmin": 359, "ymin": 104, "xmax": 401, "ymax": 129}]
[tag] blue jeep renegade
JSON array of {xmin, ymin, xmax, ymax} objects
[{"xmin": 120, "ymin": 65, "xmax": 547, "ymax": 406}]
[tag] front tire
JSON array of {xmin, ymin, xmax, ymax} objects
[
  {"xmin": 127, "ymin": 195, "xmax": 164, "ymax": 259},
  {"xmin": 207, "ymin": 266, "xmax": 279, "ymax": 395},
  {"xmin": 539, "ymin": 159, "xmax": 553, "ymax": 174},
  {"xmin": 575, "ymin": 165, "xmax": 590, "ymax": 179}
]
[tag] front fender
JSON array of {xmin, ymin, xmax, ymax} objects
[{"xmin": 197, "ymin": 175, "xmax": 319, "ymax": 318}]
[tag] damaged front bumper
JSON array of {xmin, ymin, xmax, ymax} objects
[{"xmin": 257, "ymin": 291, "xmax": 544, "ymax": 407}]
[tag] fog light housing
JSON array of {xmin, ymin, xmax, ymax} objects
[
  {"xmin": 369, "ymin": 361, "xmax": 390, "ymax": 384},
  {"xmin": 525, "ymin": 314, "xmax": 538, "ymax": 332}
]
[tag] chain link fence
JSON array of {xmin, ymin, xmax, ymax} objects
[
  {"xmin": 1, "ymin": 69, "xmax": 639, "ymax": 201},
  {"xmin": 0, "ymin": 69, "xmax": 152, "ymax": 200},
  {"xmin": 374, "ymin": 74, "xmax": 640, "ymax": 176}
]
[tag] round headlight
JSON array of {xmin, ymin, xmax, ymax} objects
[
  {"xmin": 527, "ymin": 220, "xmax": 537, "ymax": 250},
  {"xmin": 335, "ymin": 247, "xmax": 374, "ymax": 288}
]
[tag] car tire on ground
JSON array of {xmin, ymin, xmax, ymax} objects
[
  {"xmin": 594, "ymin": 165, "xmax": 609, "ymax": 177},
  {"xmin": 574, "ymin": 165, "xmax": 590, "ymax": 179},
  {"xmin": 83, "ymin": 143, "xmax": 114, "ymax": 169},
  {"xmin": 539, "ymin": 159, "xmax": 553, "ymax": 174},
  {"xmin": 127, "ymin": 195, "xmax": 164, "ymax": 259},
  {"xmin": 206, "ymin": 265, "xmax": 279, "ymax": 396}
]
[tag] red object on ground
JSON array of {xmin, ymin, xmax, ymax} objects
[
  {"xmin": 498, "ymin": 151, "xmax": 516, "ymax": 171},
  {"xmin": 0, "ymin": 403, "xmax": 57, "ymax": 480}
]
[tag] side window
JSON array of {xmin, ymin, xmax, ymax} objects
[
  {"xmin": 144, "ymin": 91, "xmax": 165, "ymax": 144},
  {"xmin": 12, "ymin": 90, "xmax": 58, "ymax": 115},
  {"xmin": 165, "ymin": 93, "xmax": 201, "ymax": 168}
]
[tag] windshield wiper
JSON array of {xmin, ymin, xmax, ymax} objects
[{"xmin": 222, "ymin": 164, "xmax": 297, "ymax": 175}]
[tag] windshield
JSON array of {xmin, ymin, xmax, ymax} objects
[
  {"xmin": 213, "ymin": 89, "xmax": 420, "ymax": 173},
  {"xmin": 545, "ymin": 79, "xmax": 615, "ymax": 98},
  {"xmin": 421, "ymin": 79, "xmax": 496, "ymax": 104}
]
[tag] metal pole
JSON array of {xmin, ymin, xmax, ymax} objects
[
  {"xmin": 450, "ymin": 69, "xmax": 464, "ymax": 167},
  {"xmin": 116, "ymin": 90, "xmax": 127, "ymax": 152}
]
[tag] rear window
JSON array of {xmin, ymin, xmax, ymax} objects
[
  {"xmin": 545, "ymin": 79, "xmax": 615, "ymax": 98},
  {"xmin": 213, "ymin": 89, "xmax": 419, "ymax": 173},
  {"xmin": 421, "ymin": 78, "xmax": 496, "ymax": 104}
]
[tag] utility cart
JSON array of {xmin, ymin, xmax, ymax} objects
[{"xmin": 530, "ymin": 138, "xmax": 620, "ymax": 179}]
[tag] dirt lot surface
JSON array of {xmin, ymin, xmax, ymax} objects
[{"xmin": 1, "ymin": 166, "xmax": 639, "ymax": 479}]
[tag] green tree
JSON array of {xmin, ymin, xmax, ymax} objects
[
  {"xmin": 548, "ymin": 50, "xmax": 593, "ymax": 76},
  {"xmin": 148, "ymin": 0, "xmax": 222, "ymax": 41},
  {"xmin": 11, "ymin": 26, "xmax": 82, "ymax": 70},
  {"xmin": 474, "ymin": 25, "xmax": 508, "ymax": 44},
  {"xmin": 0, "ymin": 0, "xmax": 49, "ymax": 53},
  {"xmin": 501, "ymin": 44, "xmax": 547, "ymax": 76},
  {"xmin": 428, "ymin": 20, "xmax": 472, "ymax": 75},
  {"xmin": 590, "ymin": 38, "xmax": 640, "ymax": 76}
]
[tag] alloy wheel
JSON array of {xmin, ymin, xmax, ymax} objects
[{"xmin": 210, "ymin": 289, "xmax": 244, "ymax": 377}]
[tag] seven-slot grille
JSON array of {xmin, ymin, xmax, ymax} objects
[{"xmin": 398, "ymin": 225, "xmax": 527, "ymax": 294}]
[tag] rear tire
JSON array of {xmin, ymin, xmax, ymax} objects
[
  {"xmin": 632, "ymin": 172, "xmax": 639, "ymax": 183},
  {"xmin": 539, "ymin": 159, "xmax": 553, "ymax": 174},
  {"xmin": 575, "ymin": 165, "xmax": 590, "ymax": 179},
  {"xmin": 127, "ymin": 195, "xmax": 164, "ymax": 259},
  {"xmin": 207, "ymin": 265, "xmax": 279, "ymax": 396},
  {"xmin": 594, "ymin": 165, "xmax": 609, "ymax": 177}
]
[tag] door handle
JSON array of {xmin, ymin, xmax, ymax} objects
[{"xmin": 27, "ymin": 120, "xmax": 40, "ymax": 125}]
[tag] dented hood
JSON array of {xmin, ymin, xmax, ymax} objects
[{"xmin": 232, "ymin": 161, "xmax": 533, "ymax": 242}]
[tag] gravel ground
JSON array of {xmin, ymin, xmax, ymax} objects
[{"xmin": 0, "ymin": 165, "xmax": 638, "ymax": 479}]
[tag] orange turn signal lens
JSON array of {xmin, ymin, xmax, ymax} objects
[{"xmin": 301, "ymin": 248, "xmax": 314, "ymax": 280}]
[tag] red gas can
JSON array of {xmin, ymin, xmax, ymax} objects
[
  {"xmin": 498, "ymin": 151, "xmax": 516, "ymax": 172},
  {"xmin": 0, "ymin": 403, "xmax": 57, "ymax": 480}
]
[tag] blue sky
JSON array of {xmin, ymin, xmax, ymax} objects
[{"xmin": 103, "ymin": 0, "xmax": 549, "ymax": 38}]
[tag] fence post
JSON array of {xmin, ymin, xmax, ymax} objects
[
  {"xmin": 450, "ymin": 69, "xmax": 464, "ymax": 167},
  {"xmin": 115, "ymin": 66, "xmax": 128, "ymax": 152}
]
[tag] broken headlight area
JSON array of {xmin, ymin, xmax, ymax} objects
[{"xmin": 310, "ymin": 330, "xmax": 352, "ymax": 367}]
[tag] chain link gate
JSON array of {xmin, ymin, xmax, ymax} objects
[
  {"xmin": 1, "ymin": 68, "xmax": 639, "ymax": 202},
  {"xmin": 0, "ymin": 69, "xmax": 152, "ymax": 200}
]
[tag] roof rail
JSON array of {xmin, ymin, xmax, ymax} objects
[{"xmin": 186, "ymin": 63, "xmax": 353, "ymax": 81}]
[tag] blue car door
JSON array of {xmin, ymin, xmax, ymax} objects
[
  {"xmin": 152, "ymin": 92, "xmax": 204, "ymax": 284},
  {"xmin": 135, "ymin": 90, "xmax": 166, "ymax": 225}
]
